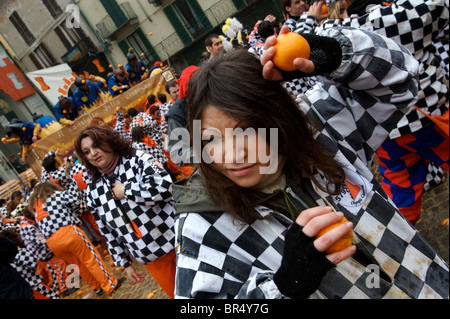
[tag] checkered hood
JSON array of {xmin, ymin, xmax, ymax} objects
[{"xmin": 86, "ymin": 150, "xmax": 175, "ymax": 268}]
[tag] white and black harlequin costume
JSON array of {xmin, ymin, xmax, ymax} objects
[
  {"xmin": 130, "ymin": 112, "xmax": 168, "ymax": 165},
  {"xmin": 40, "ymin": 151, "xmax": 79, "ymax": 198},
  {"xmin": 19, "ymin": 217, "xmax": 68, "ymax": 295},
  {"xmin": 86, "ymin": 150, "xmax": 175, "ymax": 268},
  {"xmin": 10, "ymin": 247, "xmax": 60, "ymax": 299},
  {"xmin": 36, "ymin": 191, "xmax": 82, "ymax": 239},
  {"xmin": 312, "ymin": 0, "xmax": 449, "ymax": 139},
  {"xmin": 173, "ymin": 27, "xmax": 449, "ymax": 299}
]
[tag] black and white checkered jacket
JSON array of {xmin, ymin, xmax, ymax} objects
[
  {"xmin": 86, "ymin": 150, "xmax": 175, "ymax": 268},
  {"xmin": 11, "ymin": 247, "xmax": 59, "ymax": 299},
  {"xmin": 308, "ymin": 0, "xmax": 449, "ymax": 139},
  {"xmin": 34, "ymin": 191, "xmax": 82, "ymax": 239},
  {"xmin": 19, "ymin": 217, "xmax": 53, "ymax": 262},
  {"xmin": 40, "ymin": 152, "xmax": 80, "ymax": 198},
  {"xmin": 173, "ymin": 27, "xmax": 448, "ymax": 299}
]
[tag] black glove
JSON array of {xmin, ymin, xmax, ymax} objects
[
  {"xmin": 280, "ymin": 33, "xmax": 342, "ymax": 81},
  {"xmin": 274, "ymin": 222, "xmax": 335, "ymax": 299}
]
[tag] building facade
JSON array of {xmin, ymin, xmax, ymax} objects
[{"xmin": 0, "ymin": 0, "xmax": 283, "ymax": 183}]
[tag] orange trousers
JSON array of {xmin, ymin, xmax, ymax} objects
[
  {"xmin": 46, "ymin": 225, "xmax": 117, "ymax": 294},
  {"xmin": 144, "ymin": 250, "xmax": 176, "ymax": 299}
]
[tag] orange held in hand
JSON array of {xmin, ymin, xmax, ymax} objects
[
  {"xmin": 321, "ymin": 4, "xmax": 329, "ymax": 15},
  {"xmin": 317, "ymin": 216, "xmax": 353, "ymax": 254},
  {"xmin": 273, "ymin": 32, "xmax": 311, "ymax": 72}
]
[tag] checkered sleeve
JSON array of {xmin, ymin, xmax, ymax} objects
[
  {"xmin": 86, "ymin": 188, "xmax": 134, "ymax": 268},
  {"xmin": 349, "ymin": 0, "xmax": 449, "ymax": 58},
  {"xmin": 283, "ymin": 18, "xmax": 298, "ymax": 32},
  {"xmin": 123, "ymin": 151, "xmax": 173, "ymax": 206},
  {"xmin": 293, "ymin": 15, "xmax": 320, "ymax": 34},
  {"xmin": 19, "ymin": 224, "xmax": 53, "ymax": 261},
  {"xmin": 320, "ymin": 0, "xmax": 449, "ymax": 137},
  {"xmin": 295, "ymin": 27, "xmax": 419, "ymax": 167},
  {"xmin": 434, "ymin": 25, "xmax": 449, "ymax": 77},
  {"xmin": 320, "ymin": 27, "xmax": 419, "ymax": 99},
  {"xmin": 12, "ymin": 249, "xmax": 42, "ymax": 288}
]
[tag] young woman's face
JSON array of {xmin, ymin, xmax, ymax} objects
[
  {"xmin": 200, "ymin": 105, "xmax": 278, "ymax": 188},
  {"xmin": 80, "ymin": 136, "xmax": 115, "ymax": 170}
]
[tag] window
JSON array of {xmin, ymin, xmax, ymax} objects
[
  {"xmin": 29, "ymin": 44, "xmax": 57, "ymax": 69},
  {"xmin": 125, "ymin": 32, "xmax": 152, "ymax": 65},
  {"xmin": 9, "ymin": 11, "xmax": 35, "ymax": 45},
  {"xmin": 42, "ymin": 0, "xmax": 62, "ymax": 18},
  {"xmin": 55, "ymin": 22, "xmax": 95, "ymax": 51},
  {"xmin": 172, "ymin": 0, "xmax": 207, "ymax": 39},
  {"xmin": 118, "ymin": 28, "xmax": 160, "ymax": 65}
]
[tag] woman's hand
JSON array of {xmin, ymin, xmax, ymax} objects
[
  {"xmin": 125, "ymin": 265, "xmax": 146, "ymax": 283},
  {"xmin": 261, "ymin": 25, "xmax": 315, "ymax": 81},
  {"xmin": 296, "ymin": 206, "xmax": 356, "ymax": 265},
  {"xmin": 112, "ymin": 182, "xmax": 125, "ymax": 200}
]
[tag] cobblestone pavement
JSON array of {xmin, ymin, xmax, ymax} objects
[{"xmin": 63, "ymin": 163, "xmax": 449, "ymax": 300}]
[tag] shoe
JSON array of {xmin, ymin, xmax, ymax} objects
[
  {"xmin": 109, "ymin": 277, "xmax": 125, "ymax": 295},
  {"xmin": 95, "ymin": 289, "xmax": 104, "ymax": 296}
]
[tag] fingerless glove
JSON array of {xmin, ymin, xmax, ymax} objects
[
  {"xmin": 274, "ymin": 222, "xmax": 335, "ymax": 299},
  {"xmin": 281, "ymin": 33, "xmax": 342, "ymax": 81}
]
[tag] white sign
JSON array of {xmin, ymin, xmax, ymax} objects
[{"xmin": 26, "ymin": 64, "xmax": 75, "ymax": 105}]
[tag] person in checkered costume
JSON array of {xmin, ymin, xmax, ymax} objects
[
  {"xmin": 18, "ymin": 204, "xmax": 72, "ymax": 296},
  {"xmin": 173, "ymin": 27, "xmax": 449, "ymax": 299},
  {"xmin": 0, "ymin": 229, "xmax": 59, "ymax": 299},
  {"xmin": 28, "ymin": 182, "xmax": 119, "ymax": 295},
  {"xmin": 74, "ymin": 125, "xmax": 177, "ymax": 298},
  {"xmin": 40, "ymin": 150, "xmax": 79, "ymax": 198},
  {"xmin": 300, "ymin": 0, "xmax": 449, "ymax": 224}
]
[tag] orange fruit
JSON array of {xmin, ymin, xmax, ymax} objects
[
  {"xmin": 273, "ymin": 32, "xmax": 311, "ymax": 72},
  {"xmin": 146, "ymin": 290, "xmax": 158, "ymax": 299},
  {"xmin": 317, "ymin": 217, "xmax": 353, "ymax": 254},
  {"xmin": 321, "ymin": 4, "xmax": 329, "ymax": 15}
]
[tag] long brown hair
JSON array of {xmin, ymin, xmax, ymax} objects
[
  {"xmin": 28, "ymin": 182, "xmax": 64, "ymax": 211},
  {"xmin": 187, "ymin": 49, "xmax": 345, "ymax": 223},
  {"xmin": 74, "ymin": 125, "xmax": 133, "ymax": 181}
]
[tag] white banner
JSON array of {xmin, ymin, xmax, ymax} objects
[{"xmin": 26, "ymin": 64, "xmax": 76, "ymax": 105}]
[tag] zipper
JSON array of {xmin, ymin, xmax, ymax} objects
[{"xmin": 285, "ymin": 185, "xmax": 311, "ymax": 211}]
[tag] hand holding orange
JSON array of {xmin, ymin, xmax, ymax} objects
[
  {"xmin": 317, "ymin": 216, "xmax": 353, "ymax": 254},
  {"xmin": 273, "ymin": 32, "xmax": 311, "ymax": 72}
]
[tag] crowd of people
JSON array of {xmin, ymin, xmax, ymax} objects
[{"xmin": 1, "ymin": 0, "xmax": 449, "ymax": 300}]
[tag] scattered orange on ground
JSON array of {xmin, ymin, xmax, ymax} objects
[
  {"xmin": 317, "ymin": 217, "xmax": 353, "ymax": 254},
  {"xmin": 273, "ymin": 32, "xmax": 311, "ymax": 72},
  {"xmin": 146, "ymin": 290, "xmax": 158, "ymax": 299}
]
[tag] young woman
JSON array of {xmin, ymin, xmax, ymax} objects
[
  {"xmin": 28, "ymin": 182, "xmax": 119, "ymax": 295},
  {"xmin": 74, "ymin": 125, "xmax": 177, "ymax": 298},
  {"xmin": 173, "ymin": 28, "xmax": 448, "ymax": 298}
]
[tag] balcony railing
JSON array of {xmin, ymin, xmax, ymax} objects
[
  {"xmin": 153, "ymin": 0, "xmax": 240, "ymax": 61},
  {"xmin": 96, "ymin": 2, "xmax": 138, "ymax": 41}
]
